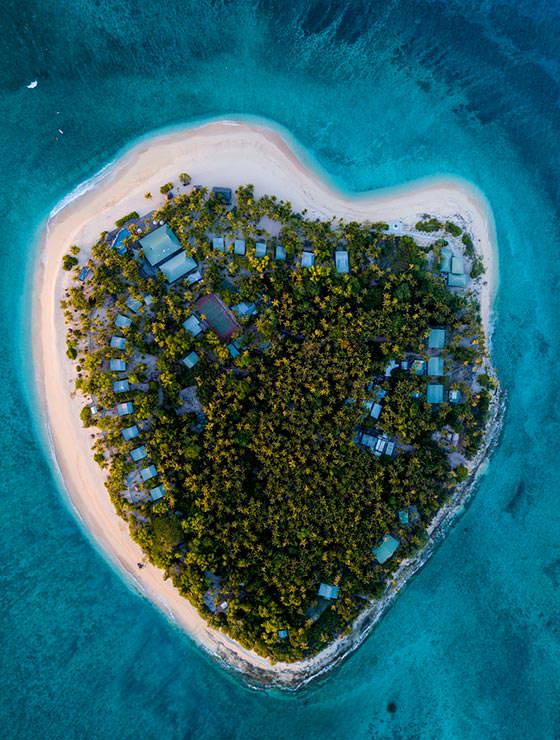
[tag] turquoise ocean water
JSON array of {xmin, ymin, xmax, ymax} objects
[{"xmin": 1, "ymin": 1, "xmax": 560, "ymax": 737}]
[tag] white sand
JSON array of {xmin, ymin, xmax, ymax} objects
[{"xmin": 34, "ymin": 120, "xmax": 498, "ymax": 687}]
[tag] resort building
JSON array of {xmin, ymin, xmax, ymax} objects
[
  {"xmin": 335, "ymin": 249, "xmax": 349, "ymax": 274},
  {"xmin": 110, "ymin": 336, "xmax": 126, "ymax": 350},
  {"xmin": 116, "ymin": 402, "xmax": 134, "ymax": 416},
  {"xmin": 125, "ymin": 296, "xmax": 142, "ymax": 313},
  {"xmin": 195, "ymin": 294, "xmax": 239, "ymax": 340},
  {"xmin": 122, "ymin": 425, "xmax": 139, "ymax": 441},
  {"xmin": 227, "ymin": 341, "xmax": 240, "ymax": 358},
  {"xmin": 275, "ymin": 244, "xmax": 286, "ymax": 261},
  {"xmin": 115, "ymin": 314, "xmax": 132, "ymax": 330},
  {"xmin": 183, "ymin": 314, "xmax": 204, "ymax": 337},
  {"xmin": 113, "ymin": 379, "xmax": 130, "ymax": 393},
  {"xmin": 255, "ymin": 241, "xmax": 267, "ymax": 258},
  {"xmin": 447, "ymin": 254, "xmax": 468, "ymax": 287},
  {"xmin": 449, "ymin": 389, "xmax": 462, "ymax": 404},
  {"xmin": 130, "ymin": 445, "xmax": 147, "ymax": 462},
  {"xmin": 109, "ymin": 359, "xmax": 127, "ymax": 372},
  {"xmin": 428, "ymin": 328, "xmax": 446, "ymax": 349},
  {"xmin": 412, "ymin": 359, "xmax": 426, "ymax": 375},
  {"xmin": 186, "ymin": 269, "xmax": 202, "ymax": 285},
  {"xmin": 159, "ymin": 251, "xmax": 198, "ymax": 284},
  {"xmin": 372, "ymin": 534, "xmax": 400, "ymax": 564},
  {"xmin": 318, "ymin": 583, "xmax": 339, "ymax": 600},
  {"xmin": 427, "ymin": 383, "xmax": 444, "ymax": 404},
  {"xmin": 234, "ymin": 239, "xmax": 246, "ymax": 256},
  {"xmin": 212, "ymin": 236, "xmax": 225, "ymax": 252},
  {"xmin": 140, "ymin": 464, "xmax": 158, "ymax": 482},
  {"xmin": 232, "ymin": 301, "xmax": 257, "ymax": 318},
  {"xmin": 277, "ymin": 629, "xmax": 288, "ymax": 640},
  {"xmin": 149, "ymin": 484, "xmax": 165, "ymax": 501},
  {"xmin": 139, "ymin": 224, "xmax": 183, "ymax": 267},
  {"xmin": 182, "ymin": 351, "xmax": 200, "ymax": 369},
  {"xmin": 428, "ymin": 357, "xmax": 445, "ymax": 377},
  {"xmin": 301, "ymin": 250, "xmax": 315, "ymax": 268},
  {"xmin": 440, "ymin": 246, "xmax": 453, "ymax": 273},
  {"xmin": 371, "ymin": 403, "xmax": 382, "ymax": 420}
]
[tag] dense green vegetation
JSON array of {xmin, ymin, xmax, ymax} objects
[
  {"xmin": 62, "ymin": 185, "xmax": 494, "ymax": 661},
  {"xmin": 115, "ymin": 211, "xmax": 139, "ymax": 228}
]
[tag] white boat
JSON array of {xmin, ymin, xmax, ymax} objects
[{"xmin": 27, "ymin": 80, "xmax": 38, "ymax": 89}]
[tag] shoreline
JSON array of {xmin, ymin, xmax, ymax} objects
[{"xmin": 33, "ymin": 119, "xmax": 500, "ymax": 689}]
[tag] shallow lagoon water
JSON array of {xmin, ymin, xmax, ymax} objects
[{"xmin": 1, "ymin": 1, "xmax": 560, "ymax": 737}]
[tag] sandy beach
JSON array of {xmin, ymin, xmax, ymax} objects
[{"xmin": 34, "ymin": 119, "xmax": 499, "ymax": 688}]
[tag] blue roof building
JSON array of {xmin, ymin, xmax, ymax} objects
[
  {"xmin": 412, "ymin": 359, "xmax": 426, "ymax": 376},
  {"xmin": 140, "ymin": 464, "xmax": 158, "ymax": 482},
  {"xmin": 277, "ymin": 629, "xmax": 288, "ymax": 640},
  {"xmin": 371, "ymin": 403, "xmax": 382, "ymax": 420},
  {"xmin": 122, "ymin": 425, "xmax": 139, "ymax": 441},
  {"xmin": 159, "ymin": 251, "xmax": 198, "ymax": 283},
  {"xmin": 232, "ymin": 301, "xmax": 257, "ymax": 318},
  {"xmin": 301, "ymin": 251, "xmax": 315, "ymax": 268},
  {"xmin": 130, "ymin": 445, "xmax": 147, "ymax": 462},
  {"xmin": 116, "ymin": 402, "xmax": 134, "ymax": 416},
  {"xmin": 234, "ymin": 239, "xmax": 246, "ymax": 256},
  {"xmin": 372, "ymin": 534, "xmax": 400, "ymax": 564},
  {"xmin": 140, "ymin": 225, "xmax": 183, "ymax": 267},
  {"xmin": 125, "ymin": 296, "xmax": 142, "ymax": 313},
  {"xmin": 318, "ymin": 583, "xmax": 339, "ymax": 600},
  {"xmin": 227, "ymin": 341, "xmax": 240, "ymax": 358},
  {"xmin": 115, "ymin": 314, "xmax": 132, "ymax": 330},
  {"xmin": 109, "ymin": 359, "xmax": 127, "ymax": 372},
  {"xmin": 428, "ymin": 357, "xmax": 445, "ymax": 377},
  {"xmin": 255, "ymin": 241, "xmax": 267, "ymax": 258},
  {"xmin": 335, "ymin": 250, "xmax": 349, "ymax": 273},
  {"xmin": 212, "ymin": 236, "xmax": 225, "ymax": 252},
  {"xmin": 275, "ymin": 244, "xmax": 286, "ymax": 261},
  {"xmin": 427, "ymin": 384, "xmax": 444, "ymax": 404},
  {"xmin": 149, "ymin": 484, "xmax": 165, "ymax": 501},
  {"xmin": 449, "ymin": 389, "xmax": 462, "ymax": 404},
  {"xmin": 182, "ymin": 351, "xmax": 200, "ymax": 369},
  {"xmin": 428, "ymin": 328, "xmax": 446, "ymax": 349},
  {"xmin": 451, "ymin": 255, "xmax": 464, "ymax": 274},
  {"xmin": 113, "ymin": 379, "xmax": 129, "ymax": 394},
  {"xmin": 186, "ymin": 269, "xmax": 203, "ymax": 285},
  {"xmin": 110, "ymin": 336, "xmax": 126, "ymax": 350},
  {"xmin": 183, "ymin": 314, "xmax": 203, "ymax": 337},
  {"xmin": 448, "ymin": 273, "xmax": 468, "ymax": 288}
]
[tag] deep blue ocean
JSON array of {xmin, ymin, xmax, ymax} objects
[{"xmin": 1, "ymin": 1, "xmax": 560, "ymax": 737}]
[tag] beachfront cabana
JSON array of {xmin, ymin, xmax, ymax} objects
[
  {"xmin": 234, "ymin": 239, "xmax": 246, "ymax": 256},
  {"xmin": 139, "ymin": 224, "xmax": 183, "ymax": 267},
  {"xmin": 440, "ymin": 246, "xmax": 452, "ymax": 272},
  {"xmin": 122, "ymin": 425, "xmax": 139, "ymax": 441},
  {"xmin": 255, "ymin": 241, "xmax": 267, "ymax": 258},
  {"xmin": 275, "ymin": 244, "xmax": 286, "ymax": 261},
  {"xmin": 195, "ymin": 294, "xmax": 239, "ymax": 340},
  {"xmin": 451, "ymin": 255, "xmax": 464, "ymax": 274},
  {"xmin": 109, "ymin": 359, "xmax": 127, "ymax": 372},
  {"xmin": 301, "ymin": 250, "xmax": 315, "ymax": 268},
  {"xmin": 130, "ymin": 445, "xmax": 147, "ymax": 462},
  {"xmin": 113, "ymin": 379, "xmax": 129, "ymax": 394},
  {"xmin": 110, "ymin": 336, "xmax": 126, "ymax": 350},
  {"xmin": 149, "ymin": 484, "xmax": 165, "ymax": 501},
  {"xmin": 115, "ymin": 314, "xmax": 132, "ymax": 330},
  {"xmin": 183, "ymin": 314, "xmax": 204, "ymax": 337},
  {"xmin": 159, "ymin": 251, "xmax": 198, "ymax": 284},
  {"xmin": 182, "ymin": 351, "xmax": 200, "ymax": 369},
  {"xmin": 232, "ymin": 301, "xmax": 257, "ymax": 318},
  {"xmin": 335, "ymin": 250, "xmax": 349, "ymax": 274},
  {"xmin": 125, "ymin": 296, "xmax": 142, "ymax": 313},
  {"xmin": 140, "ymin": 464, "xmax": 157, "ymax": 482},
  {"xmin": 116, "ymin": 401, "xmax": 134, "ymax": 416},
  {"xmin": 318, "ymin": 583, "xmax": 339, "ymax": 600},
  {"xmin": 428, "ymin": 357, "xmax": 445, "ymax": 377},
  {"xmin": 448, "ymin": 272, "xmax": 468, "ymax": 287},
  {"xmin": 212, "ymin": 237, "xmax": 225, "ymax": 252},
  {"xmin": 372, "ymin": 534, "xmax": 400, "ymax": 564},
  {"xmin": 186, "ymin": 269, "xmax": 202, "ymax": 285},
  {"xmin": 427, "ymin": 383, "xmax": 444, "ymax": 404},
  {"xmin": 428, "ymin": 328, "xmax": 446, "ymax": 349},
  {"xmin": 412, "ymin": 359, "xmax": 426, "ymax": 375}
]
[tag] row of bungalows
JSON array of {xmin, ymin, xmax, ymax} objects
[
  {"xmin": 440, "ymin": 247, "xmax": 468, "ymax": 288},
  {"xmin": 211, "ymin": 235, "xmax": 350, "ymax": 273},
  {"xmin": 140, "ymin": 224, "xmax": 201, "ymax": 285}
]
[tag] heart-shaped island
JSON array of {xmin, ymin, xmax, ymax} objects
[{"xmin": 42, "ymin": 123, "xmax": 500, "ymax": 687}]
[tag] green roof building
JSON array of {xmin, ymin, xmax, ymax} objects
[
  {"xmin": 448, "ymin": 273, "xmax": 468, "ymax": 288},
  {"xmin": 440, "ymin": 246, "xmax": 452, "ymax": 272},
  {"xmin": 372, "ymin": 534, "xmax": 400, "ymax": 564},
  {"xmin": 159, "ymin": 251, "xmax": 198, "ymax": 283},
  {"xmin": 140, "ymin": 225, "xmax": 183, "ymax": 267},
  {"xmin": 428, "ymin": 328, "xmax": 446, "ymax": 349}
]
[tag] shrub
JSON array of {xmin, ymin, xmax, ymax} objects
[
  {"xmin": 179, "ymin": 173, "xmax": 191, "ymax": 186},
  {"xmin": 115, "ymin": 211, "xmax": 139, "ymax": 228},
  {"xmin": 445, "ymin": 221, "xmax": 462, "ymax": 237},
  {"xmin": 415, "ymin": 217, "xmax": 442, "ymax": 232},
  {"xmin": 160, "ymin": 182, "xmax": 173, "ymax": 194},
  {"xmin": 462, "ymin": 232, "xmax": 475, "ymax": 257},
  {"xmin": 62, "ymin": 254, "xmax": 78, "ymax": 271},
  {"xmin": 471, "ymin": 256, "xmax": 485, "ymax": 279}
]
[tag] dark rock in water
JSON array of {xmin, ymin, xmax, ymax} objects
[
  {"xmin": 543, "ymin": 559, "xmax": 560, "ymax": 588},
  {"xmin": 387, "ymin": 701, "xmax": 397, "ymax": 714},
  {"xmin": 504, "ymin": 481, "xmax": 532, "ymax": 522}
]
